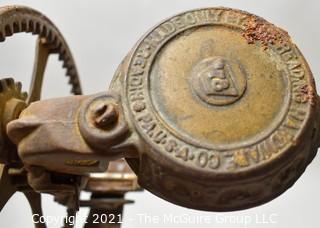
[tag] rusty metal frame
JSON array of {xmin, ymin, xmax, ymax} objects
[{"xmin": 0, "ymin": 4, "xmax": 319, "ymax": 228}]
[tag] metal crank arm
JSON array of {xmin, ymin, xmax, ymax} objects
[{"xmin": 7, "ymin": 92, "xmax": 135, "ymax": 175}]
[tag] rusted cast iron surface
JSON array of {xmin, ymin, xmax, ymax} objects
[
  {"xmin": 113, "ymin": 7, "xmax": 319, "ymax": 211},
  {"xmin": 0, "ymin": 5, "xmax": 82, "ymax": 98},
  {"xmin": 0, "ymin": 5, "xmax": 319, "ymax": 227},
  {"xmin": 0, "ymin": 5, "xmax": 82, "ymax": 228},
  {"xmin": 0, "ymin": 5, "xmax": 83, "ymax": 210},
  {"xmin": 0, "ymin": 5, "xmax": 140, "ymax": 228}
]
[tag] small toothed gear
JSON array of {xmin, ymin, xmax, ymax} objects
[
  {"xmin": 0, "ymin": 78, "xmax": 27, "ymax": 163},
  {"xmin": 0, "ymin": 5, "xmax": 84, "ymax": 163},
  {"xmin": 0, "ymin": 5, "xmax": 84, "ymax": 216}
]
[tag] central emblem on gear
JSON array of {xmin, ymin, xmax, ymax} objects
[{"xmin": 190, "ymin": 57, "xmax": 247, "ymax": 106}]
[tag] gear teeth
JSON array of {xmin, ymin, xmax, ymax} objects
[
  {"xmin": 0, "ymin": 6, "xmax": 83, "ymax": 95},
  {"xmin": 21, "ymin": 92, "xmax": 28, "ymax": 100},
  {"xmin": 0, "ymin": 82, "xmax": 3, "ymax": 92},
  {"xmin": 61, "ymin": 52, "xmax": 68, "ymax": 62},
  {"xmin": 46, "ymin": 30, "xmax": 53, "ymax": 43},
  {"xmin": 0, "ymin": 32, "xmax": 5, "ymax": 42},
  {"xmin": 63, "ymin": 58, "xmax": 71, "ymax": 68},
  {"xmin": 4, "ymin": 25, "xmax": 13, "ymax": 36},
  {"xmin": 12, "ymin": 22, "xmax": 20, "ymax": 33},
  {"xmin": 4, "ymin": 78, "xmax": 14, "ymax": 87},
  {"xmin": 0, "ymin": 78, "xmax": 14, "ymax": 92},
  {"xmin": 28, "ymin": 20, "xmax": 34, "ymax": 33},
  {"xmin": 67, "ymin": 75, "xmax": 74, "ymax": 84},
  {"xmin": 21, "ymin": 20, "xmax": 27, "ymax": 32},
  {"xmin": 66, "ymin": 67, "xmax": 75, "ymax": 76},
  {"xmin": 33, "ymin": 21, "xmax": 41, "ymax": 34},
  {"xmin": 40, "ymin": 25, "xmax": 47, "ymax": 37},
  {"xmin": 0, "ymin": 78, "xmax": 28, "ymax": 99},
  {"xmin": 15, "ymin": 81, "xmax": 22, "ymax": 91},
  {"xmin": 0, "ymin": 77, "xmax": 28, "ymax": 163},
  {"xmin": 71, "ymin": 86, "xmax": 81, "ymax": 95},
  {"xmin": 50, "ymin": 36, "xmax": 58, "ymax": 48},
  {"xmin": 62, "ymin": 61, "xmax": 68, "ymax": 68}
]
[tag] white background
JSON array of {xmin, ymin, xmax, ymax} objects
[{"xmin": 0, "ymin": 0, "xmax": 319, "ymax": 227}]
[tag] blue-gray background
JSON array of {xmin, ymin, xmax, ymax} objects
[{"xmin": 0, "ymin": 0, "xmax": 319, "ymax": 227}]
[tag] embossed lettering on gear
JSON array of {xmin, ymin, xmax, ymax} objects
[{"xmin": 118, "ymin": 8, "xmax": 318, "ymax": 211}]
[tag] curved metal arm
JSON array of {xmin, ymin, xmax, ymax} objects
[{"xmin": 6, "ymin": 92, "xmax": 135, "ymax": 175}]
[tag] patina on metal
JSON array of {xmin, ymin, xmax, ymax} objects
[
  {"xmin": 0, "ymin": 5, "xmax": 319, "ymax": 228},
  {"xmin": 0, "ymin": 5, "xmax": 85, "ymax": 227},
  {"xmin": 111, "ymin": 7, "xmax": 320, "ymax": 211},
  {"xmin": 0, "ymin": 5, "xmax": 138, "ymax": 228}
]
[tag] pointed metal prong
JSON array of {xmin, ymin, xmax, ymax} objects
[
  {"xmin": 0, "ymin": 164, "xmax": 16, "ymax": 212},
  {"xmin": 23, "ymin": 191, "xmax": 46, "ymax": 228}
]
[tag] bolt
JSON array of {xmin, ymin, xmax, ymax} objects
[{"xmin": 92, "ymin": 102, "xmax": 118, "ymax": 129}]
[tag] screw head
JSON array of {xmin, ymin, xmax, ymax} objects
[{"xmin": 92, "ymin": 102, "xmax": 118, "ymax": 129}]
